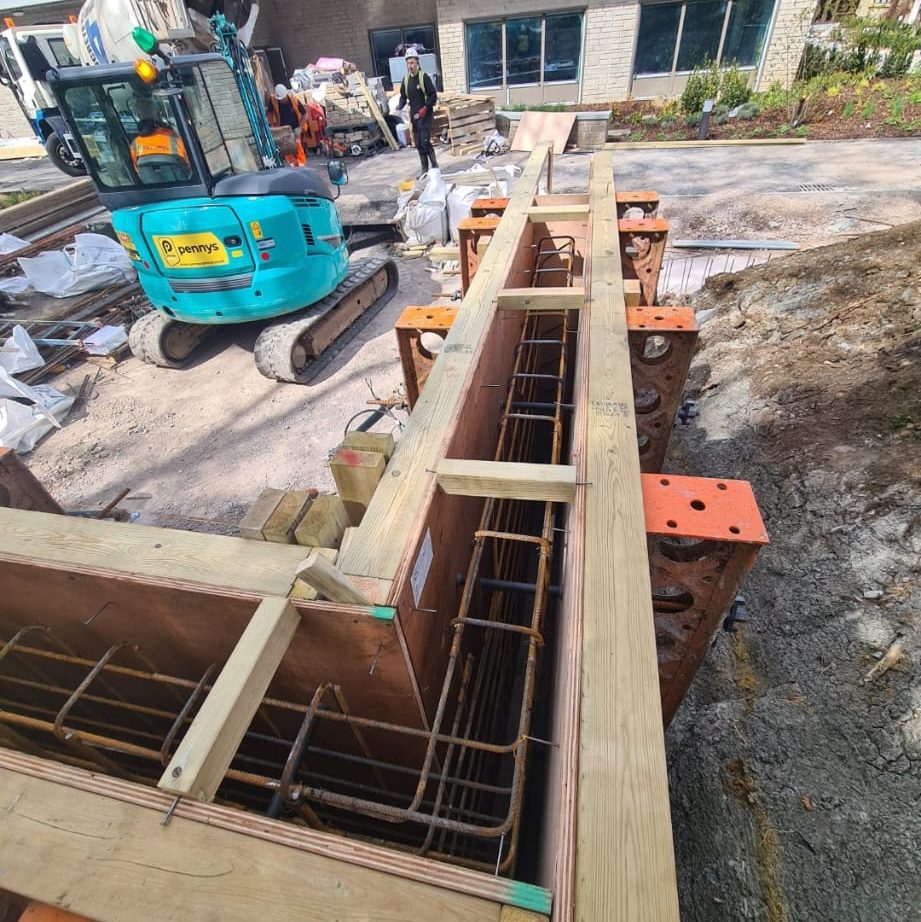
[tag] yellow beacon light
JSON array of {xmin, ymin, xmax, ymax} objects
[{"xmin": 134, "ymin": 58, "xmax": 159, "ymax": 84}]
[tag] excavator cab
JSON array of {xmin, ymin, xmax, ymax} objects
[{"xmin": 49, "ymin": 51, "xmax": 396, "ymax": 383}]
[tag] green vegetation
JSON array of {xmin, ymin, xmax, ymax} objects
[
  {"xmin": 860, "ymin": 97, "xmax": 878, "ymax": 120},
  {"xmin": 0, "ymin": 190, "xmax": 40, "ymax": 210},
  {"xmin": 680, "ymin": 63, "xmax": 721, "ymax": 114},
  {"xmin": 720, "ymin": 62, "xmax": 753, "ymax": 110}
]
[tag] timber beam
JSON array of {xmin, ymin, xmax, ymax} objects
[{"xmin": 436, "ymin": 460, "xmax": 577, "ymax": 502}]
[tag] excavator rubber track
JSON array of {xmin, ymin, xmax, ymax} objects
[
  {"xmin": 127, "ymin": 310, "xmax": 214, "ymax": 369},
  {"xmin": 253, "ymin": 256, "xmax": 399, "ymax": 384}
]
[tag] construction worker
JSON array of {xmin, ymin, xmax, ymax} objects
[
  {"xmin": 266, "ymin": 83, "xmax": 307, "ymax": 166},
  {"xmin": 398, "ymin": 47, "xmax": 438, "ymax": 175},
  {"xmin": 130, "ymin": 118, "xmax": 191, "ymax": 177}
]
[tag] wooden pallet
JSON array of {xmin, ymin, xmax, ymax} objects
[{"xmin": 437, "ymin": 94, "xmax": 496, "ymax": 155}]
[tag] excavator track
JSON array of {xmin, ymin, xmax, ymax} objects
[
  {"xmin": 253, "ymin": 256, "xmax": 399, "ymax": 384},
  {"xmin": 128, "ymin": 310, "xmax": 213, "ymax": 369}
]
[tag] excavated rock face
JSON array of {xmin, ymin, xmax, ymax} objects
[{"xmin": 667, "ymin": 221, "xmax": 921, "ymax": 922}]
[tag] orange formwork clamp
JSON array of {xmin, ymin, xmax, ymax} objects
[
  {"xmin": 641, "ymin": 473, "xmax": 769, "ymax": 725},
  {"xmin": 394, "ymin": 305, "xmax": 459, "ymax": 408},
  {"xmin": 395, "ymin": 305, "xmax": 700, "ymax": 464},
  {"xmin": 619, "ymin": 217, "xmax": 669, "ymax": 306},
  {"xmin": 470, "ymin": 197, "xmax": 509, "ymax": 218},
  {"xmin": 457, "ymin": 216, "xmax": 500, "ymax": 296},
  {"xmin": 627, "ymin": 306, "xmax": 699, "ymax": 473},
  {"xmin": 616, "ymin": 190, "xmax": 660, "ymax": 218}
]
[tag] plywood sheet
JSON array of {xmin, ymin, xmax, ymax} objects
[{"xmin": 510, "ymin": 112, "xmax": 576, "ymax": 155}]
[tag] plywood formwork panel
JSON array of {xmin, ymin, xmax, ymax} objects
[{"xmin": 336, "ymin": 145, "xmax": 553, "ymax": 593}]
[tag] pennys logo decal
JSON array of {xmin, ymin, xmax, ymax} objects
[{"xmin": 152, "ymin": 233, "xmax": 229, "ymax": 269}]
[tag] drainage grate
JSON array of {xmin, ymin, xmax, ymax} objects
[{"xmin": 796, "ymin": 182, "xmax": 838, "ymax": 192}]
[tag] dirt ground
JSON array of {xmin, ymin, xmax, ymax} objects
[
  {"xmin": 668, "ymin": 222, "xmax": 921, "ymax": 921},
  {"xmin": 18, "ymin": 245, "xmax": 439, "ymax": 527}
]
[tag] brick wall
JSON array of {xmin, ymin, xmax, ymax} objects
[
  {"xmin": 252, "ymin": 0, "xmax": 437, "ymax": 77},
  {"xmin": 436, "ymin": 0, "xmax": 639, "ymax": 102},
  {"xmin": 758, "ymin": 0, "xmax": 816, "ymax": 88}
]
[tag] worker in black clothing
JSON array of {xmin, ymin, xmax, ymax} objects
[{"xmin": 398, "ymin": 47, "xmax": 438, "ymax": 175}]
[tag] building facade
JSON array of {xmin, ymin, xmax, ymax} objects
[
  {"xmin": 0, "ymin": 0, "xmax": 815, "ymax": 141},
  {"xmin": 250, "ymin": 0, "xmax": 814, "ymax": 103}
]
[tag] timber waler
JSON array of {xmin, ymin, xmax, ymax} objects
[{"xmin": 49, "ymin": 16, "xmax": 397, "ymax": 382}]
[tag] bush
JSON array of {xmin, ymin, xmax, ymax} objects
[
  {"xmin": 681, "ymin": 63, "xmax": 720, "ymax": 114},
  {"xmin": 736, "ymin": 101, "xmax": 761, "ymax": 120},
  {"xmin": 720, "ymin": 62, "xmax": 752, "ymax": 109},
  {"xmin": 760, "ymin": 81, "xmax": 792, "ymax": 111},
  {"xmin": 685, "ymin": 113, "xmax": 702, "ymax": 127}
]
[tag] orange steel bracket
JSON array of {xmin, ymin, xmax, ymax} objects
[
  {"xmin": 627, "ymin": 306, "xmax": 699, "ymax": 472},
  {"xmin": 642, "ymin": 473, "xmax": 769, "ymax": 724},
  {"xmin": 470, "ymin": 197, "xmax": 509, "ymax": 218},
  {"xmin": 616, "ymin": 190, "xmax": 660, "ymax": 218},
  {"xmin": 457, "ymin": 216, "xmax": 500, "ymax": 296},
  {"xmin": 394, "ymin": 305, "xmax": 459, "ymax": 409},
  {"xmin": 619, "ymin": 217, "xmax": 669, "ymax": 306}
]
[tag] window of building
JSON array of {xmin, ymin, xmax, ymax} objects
[
  {"xmin": 634, "ymin": 0, "xmax": 774, "ymax": 76},
  {"xmin": 370, "ymin": 25, "xmax": 436, "ymax": 88},
  {"xmin": 465, "ymin": 12, "xmax": 585, "ymax": 90}
]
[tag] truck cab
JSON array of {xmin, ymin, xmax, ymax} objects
[{"xmin": 0, "ymin": 25, "xmax": 85, "ymax": 175}]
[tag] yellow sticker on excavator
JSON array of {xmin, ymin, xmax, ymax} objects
[
  {"xmin": 152, "ymin": 232, "xmax": 228, "ymax": 269},
  {"xmin": 116, "ymin": 231, "xmax": 140, "ymax": 262}
]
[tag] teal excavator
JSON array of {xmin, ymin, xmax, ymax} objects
[{"xmin": 49, "ymin": 16, "xmax": 397, "ymax": 383}]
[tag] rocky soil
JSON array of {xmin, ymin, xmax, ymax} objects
[{"xmin": 667, "ymin": 220, "xmax": 921, "ymax": 921}]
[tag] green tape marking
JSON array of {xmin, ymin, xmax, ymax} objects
[
  {"xmin": 370, "ymin": 605, "xmax": 395, "ymax": 621},
  {"xmin": 503, "ymin": 879, "xmax": 552, "ymax": 914}
]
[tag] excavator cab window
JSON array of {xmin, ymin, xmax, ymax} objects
[{"xmin": 58, "ymin": 76, "xmax": 201, "ymax": 191}]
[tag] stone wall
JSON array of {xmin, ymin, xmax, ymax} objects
[{"xmin": 757, "ymin": 0, "xmax": 816, "ymax": 89}]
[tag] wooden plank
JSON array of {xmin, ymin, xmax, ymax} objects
[
  {"xmin": 510, "ymin": 112, "xmax": 575, "ymax": 155},
  {"xmin": 263, "ymin": 490, "xmax": 315, "ymax": 543},
  {"xmin": 577, "ymin": 151, "xmax": 679, "ymax": 921},
  {"xmin": 0, "ymin": 447, "xmax": 62, "ymax": 514},
  {"xmin": 337, "ymin": 144, "xmax": 553, "ymax": 587},
  {"xmin": 605, "ymin": 138, "xmax": 805, "ymax": 150},
  {"xmin": 159, "ymin": 597, "xmax": 300, "ymax": 801},
  {"xmin": 330, "ymin": 447, "xmax": 387, "ymax": 526},
  {"xmin": 353, "ymin": 71, "xmax": 399, "ymax": 150},
  {"xmin": 289, "ymin": 547, "xmax": 338, "ymax": 600},
  {"xmin": 496, "ymin": 287, "xmax": 585, "ymax": 312},
  {"xmin": 436, "ymin": 460, "xmax": 577, "ymax": 502},
  {"xmin": 296, "ymin": 548, "xmax": 372, "ymax": 605},
  {"xmin": 0, "ymin": 759, "xmax": 506, "ymax": 922},
  {"xmin": 294, "ymin": 494, "xmax": 349, "ymax": 548},
  {"xmin": 0, "ymin": 507, "xmax": 306, "ymax": 597},
  {"xmin": 341, "ymin": 430, "xmax": 396, "ymax": 460},
  {"xmin": 527, "ymin": 204, "xmax": 590, "ymax": 222},
  {"xmin": 624, "ymin": 278, "xmax": 642, "ymax": 307}
]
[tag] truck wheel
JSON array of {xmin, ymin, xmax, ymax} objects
[{"xmin": 44, "ymin": 132, "xmax": 85, "ymax": 177}]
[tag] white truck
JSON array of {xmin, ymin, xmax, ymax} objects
[
  {"xmin": 0, "ymin": 24, "xmax": 83, "ymax": 174},
  {"xmin": 0, "ymin": 0, "xmax": 261, "ymax": 176}
]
